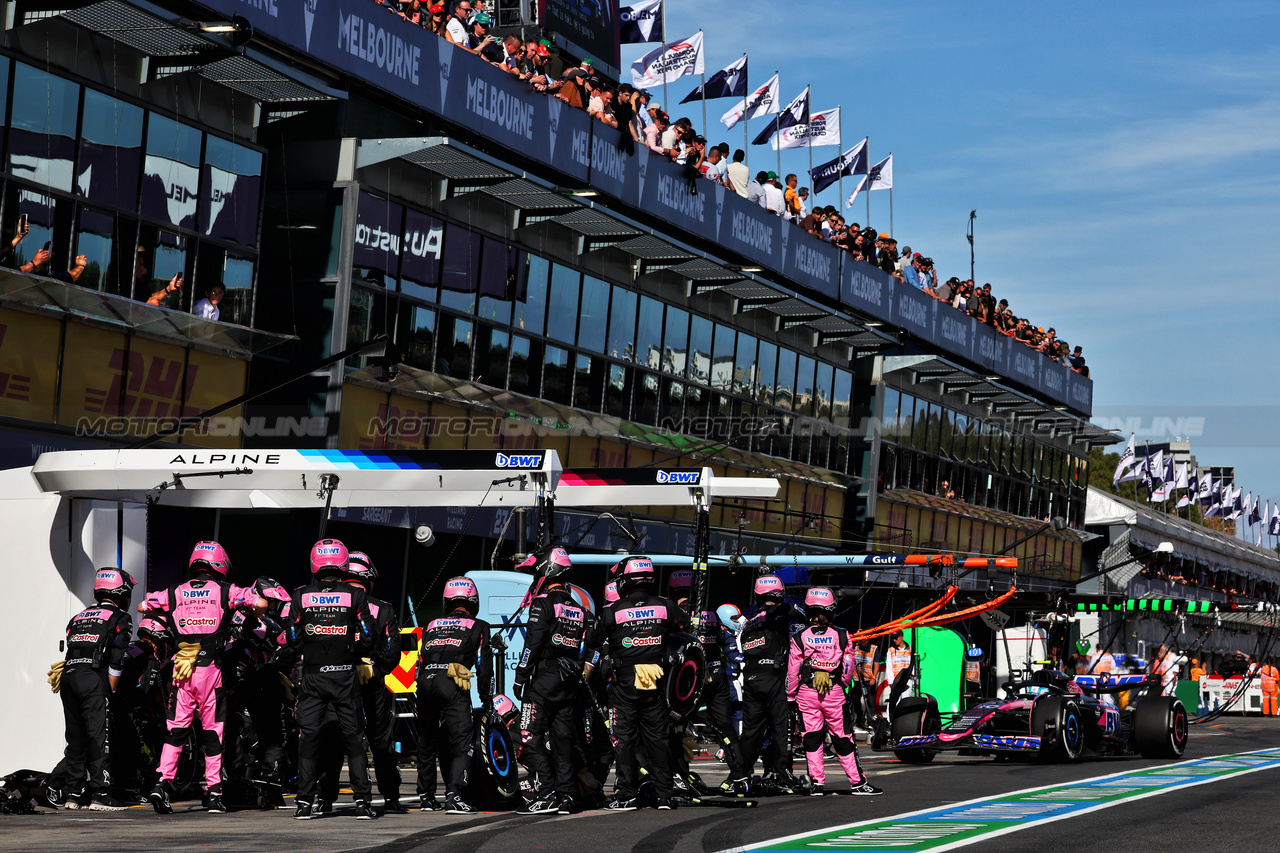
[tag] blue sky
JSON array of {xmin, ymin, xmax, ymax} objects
[{"xmin": 624, "ymin": 1, "xmax": 1280, "ymax": 539}]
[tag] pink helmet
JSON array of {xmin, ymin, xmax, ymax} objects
[
  {"xmin": 754, "ymin": 574, "xmax": 784, "ymax": 601},
  {"xmin": 189, "ymin": 541, "xmax": 232, "ymax": 577},
  {"xmin": 604, "ymin": 581, "xmax": 620, "ymax": 603},
  {"xmin": 93, "ymin": 567, "xmax": 136, "ymax": 604},
  {"xmin": 490, "ymin": 694, "xmax": 519, "ymax": 726},
  {"xmin": 667, "ymin": 570, "xmax": 693, "ymax": 595},
  {"xmin": 517, "ymin": 545, "xmax": 573, "ymax": 580},
  {"xmin": 137, "ymin": 615, "xmax": 172, "ymax": 649},
  {"xmin": 346, "ymin": 551, "xmax": 378, "ymax": 589},
  {"xmin": 443, "ymin": 576, "xmax": 480, "ymax": 613},
  {"xmin": 804, "ymin": 586, "xmax": 837, "ymax": 616},
  {"xmin": 618, "ymin": 556, "xmax": 656, "ymax": 592},
  {"xmin": 310, "ymin": 539, "xmax": 349, "ymax": 576}
]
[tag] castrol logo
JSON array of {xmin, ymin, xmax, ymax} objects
[{"xmin": 305, "ymin": 624, "xmax": 348, "ymax": 636}]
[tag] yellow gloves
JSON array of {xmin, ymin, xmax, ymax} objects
[
  {"xmin": 173, "ymin": 642, "xmax": 202, "ymax": 682},
  {"xmin": 357, "ymin": 658, "xmax": 375, "ymax": 685},
  {"xmin": 447, "ymin": 662, "xmax": 474, "ymax": 692},
  {"xmin": 47, "ymin": 661, "xmax": 64, "ymax": 694},
  {"xmin": 634, "ymin": 663, "xmax": 664, "ymax": 690},
  {"xmin": 812, "ymin": 670, "xmax": 834, "ymax": 695},
  {"xmin": 277, "ymin": 672, "xmax": 295, "ymax": 702}
]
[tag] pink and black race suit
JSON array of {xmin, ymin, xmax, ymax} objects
[
  {"xmin": 786, "ymin": 625, "xmax": 865, "ymax": 787},
  {"xmin": 515, "ymin": 589, "xmax": 587, "ymax": 682},
  {"xmin": 63, "ymin": 602, "xmax": 132, "ymax": 675},
  {"xmin": 588, "ymin": 592, "xmax": 689, "ymax": 668},
  {"xmin": 286, "ymin": 581, "xmax": 375, "ymax": 668},
  {"xmin": 417, "ymin": 614, "xmax": 493, "ymax": 690},
  {"xmin": 143, "ymin": 579, "xmax": 257, "ymax": 667}
]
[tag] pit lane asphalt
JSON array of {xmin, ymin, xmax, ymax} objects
[{"xmin": 7, "ymin": 717, "xmax": 1278, "ymax": 853}]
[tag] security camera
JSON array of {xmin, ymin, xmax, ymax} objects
[{"xmin": 414, "ymin": 524, "xmax": 435, "ymax": 547}]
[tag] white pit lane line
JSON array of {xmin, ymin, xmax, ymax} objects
[{"xmin": 716, "ymin": 747, "xmax": 1280, "ymax": 853}]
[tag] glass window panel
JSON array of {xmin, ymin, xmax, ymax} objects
[
  {"xmin": 574, "ymin": 354, "xmax": 605, "ymax": 412},
  {"xmin": 546, "ymin": 264, "xmax": 580, "ymax": 344},
  {"xmin": 514, "ymin": 254, "xmax": 549, "ymax": 335},
  {"xmin": 634, "ymin": 370, "xmax": 660, "ymax": 425},
  {"xmin": 403, "ymin": 305, "xmax": 439, "ymax": 372},
  {"xmin": 926, "ymin": 403, "xmax": 942, "ymax": 454},
  {"xmin": 201, "ymin": 134, "xmax": 262, "ymax": 246},
  {"xmin": 688, "ymin": 314, "xmax": 712, "ymax": 385},
  {"xmin": 10, "ymin": 63, "xmax": 79, "ymax": 192},
  {"xmin": 636, "ymin": 295, "xmax": 663, "ymax": 370},
  {"xmin": 439, "ymin": 225, "xmax": 481, "ymax": 313},
  {"xmin": 193, "ymin": 247, "xmax": 253, "ymax": 326},
  {"xmin": 137, "ymin": 226, "xmax": 190, "ymax": 309},
  {"xmin": 73, "ymin": 207, "xmax": 116, "ymax": 292},
  {"xmin": 710, "ymin": 324, "xmax": 735, "ymax": 391},
  {"xmin": 399, "ymin": 207, "xmax": 443, "ymax": 302},
  {"xmin": 476, "ymin": 326, "xmax": 510, "ymax": 389},
  {"xmin": 543, "ymin": 345, "xmax": 572, "ymax": 404},
  {"xmin": 814, "ymin": 361, "xmax": 834, "ymax": 421},
  {"xmin": 78, "ymin": 89, "xmax": 144, "ymax": 209},
  {"xmin": 880, "ymin": 386, "xmax": 900, "ymax": 442},
  {"xmin": 755, "ymin": 342, "xmax": 776, "ymax": 406},
  {"xmin": 141, "ymin": 114, "xmax": 202, "ymax": 229},
  {"xmin": 578, "ymin": 275, "xmax": 609, "ymax": 353},
  {"xmin": 0, "ymin": 56, "xmax": 9, "ymax": 129},
  {"xmin": 346, "ymin": 286, "xmax": 379, "ymax": 350},
  {"xmin": 607, "ymin": 285, "xmax": 637, "ymax": 362},
  {"xmin": 440, "ymin": 314, "xmax": 474, "ymax": 379},
  {"xmin": 659, "ymin": 376, "xmax": 684, "ymax": 432},
  {"xmin": 662, "ymin": 306, "xmax": 688, "ymax": 376},
  {"xmin": 685, "ymin": 380, "xmax": 708, "ymax": 425},
  {"xmin": 733, "ymin": 332, "xmax": 757, "ymax": 396},
  {"xmin": 794, "ymin": 355, "xmax": 816, "ymax": 417},
  {"xmin": 775, "ymin": 348, "xmax": 796, "ymax": 411},
  {"xmin": 605, "ymin": 363, "xmax": 630, "ymax": 418},
  {"xmin": 508, "ymin": 335, "xmax": 538, "ymax": 396},
  {"xmin": 352, "ymin": 191, "xmax": 402, "ymax": 287},
  {"xmin": 477, "ymin": 241, "xmax": 523, "ymax": 326}
]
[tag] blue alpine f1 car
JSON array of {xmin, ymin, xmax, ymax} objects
[{"xmin": 891, "ymin": 670, "xmax": 1188, "ymax": 763}]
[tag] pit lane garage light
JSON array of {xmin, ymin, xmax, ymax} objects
[
  {"xmin": 193, "ymin": 15, "xmax": 253, "ymax": 46},
  {"xmin": 554, "ymin": 186, "xmax": 598, "ymax": 198}
]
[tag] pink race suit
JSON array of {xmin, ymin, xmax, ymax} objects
[
  {"xmin": 143, "ymin": 579, "xmax": 256, "ymax": 791},
  {"xmin": 786, "ymin": 625, "xmax": 866, "ymax": 787}
]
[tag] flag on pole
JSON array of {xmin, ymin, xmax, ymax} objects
[
  {"xmin": 751, "ymin": 86, "xmax": 809, "ymax": 145},
  {"xmin": 1269, "ymin": 503, "xmax": 1280, "ymax": 536},
  {"xmin": 1239, "ymin": 491, "xmax": 1252, "ymax": 523},
  {"xmin": 772, "ymin": 106, "xmax": 841, "ymax": 150},
  {"xmin": 681, "ymin": 54, "xmax": 747, "ymax": 102},
  {"xmin": 1175, "ymin": 462, "xmax": 1192, "ymax": 508},
  {"xmin": 845, "ymin": 173, "xmax": 868, "ymax": 209},
  {"xmin": 620, "ymin": 0, "xmax": 664, "ymax": 44},
  {"xmin": 1138, "ymin": 452, "xmax": 1155, "ymax": 496},
  {"xmin": 631, "ymin": 31, "xmax": 705, "ymax": 88},
  {"xmin": 721, "ymin": 73, "xmax": 778, "ymax": 130},
  {"xmin": 1249, "ymin": 493, "xmax": 1263, "ymax": 526},
  {"xmin": 867, "ymin": 153, "xmax": 893, "ymax": 190},
  {"xmin": 810, "ymin": 137, "xmax": 867, "ymax": 194},
  {"xmin": 1198, "ymin": 471, "xmax": 1213, "ymax": 506},
  {"xmin": 1228, "ymin": 487, "xmax": 1244, "ymax": 520},
  {"xmin": 1149, "ymin": 450, "xmax": 1166, "ymax": 483},
  {"xmin": 1151, "ymin": 479, "xmax": 1174, "ymax": 503},
  {"xmin": 1113, "ymin": 434, "xmax": 1137, "ymax": 486},
  {"xmin": 1152, "ymin": 455, "xmax": 1176, "ymax": 502}
]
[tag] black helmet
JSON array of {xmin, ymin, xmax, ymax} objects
[{"xmin": 516, "ymin": 544, "xmax": 573, "ymax": 582}]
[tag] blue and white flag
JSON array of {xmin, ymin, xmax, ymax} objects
[
  {"xmin": 1269, "ymin": 503, "xmax": 1280, "ymax": 536},
  {"xmin": 631, "ymin": 31, "xmax": 704, "ymax": 88},
  {"xmin": 811, "ymin": 137, "xmax": 868, "ymax": 195},
  {"xmin": 752, "ymin": 85, "xmax": 809, "ymax": 146},
  {"xmin": 866, "ymin": 153, "xmax": 893, "ymax": 191},
  {"xmin": 772, "ymin": 106, "xmax": 841, "ymax": 150},
  {"xmin": 721, "ymin": 73, "xmax": 778, "ymax": 130},
  {"xmin": 1175, "ymin": 462, "xmax": 1192, "ymax": 508},
  {"xmin": 620, "ymin": 0, "xmax": 664, "ymax": 44},
  {"xmin": 1198, "ymin": 471, "xmax": 1214, "ymax": 506},
  {"xmin": 1248, "ymin": 493, "xmax": 1263, "ymax": 526},
  {"xmin": 1113, "ymin": 434, "xmax": 1137, "ymax": 486},
  {"xmin": 681, "ymin": 54, "xmax": 747, "ymax": 103},
  {"xmin": 845, "ymin": 173, "xmax": 868, "ymax": 210}
]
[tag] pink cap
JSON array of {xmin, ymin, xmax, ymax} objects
[
  {"xmin": 753, "ymin": 575, "xmax": 784, "ymax": 596},
  {"xmin": 309, "ymin": 539, "xmax": 349, "ymax": 575},
  {"xmin": 604, "ymin": 581, "xmax": 620, "ymax": 603},
  {"xmin": 805, "ymin": 587, "xmax": 836, "ymax": 609},
  {"xmin": 667, "ymin": 570, "xmax": 693, "ymax": 591},
  {"xmin": 93, "ymin": 567, "xmax": 136, "ymax": 599},
  {"xmin": 189, "ymin": 541, "xmax": 232, "ymax": 577},
  {"xmin": 491, "ymin": 694, "xmax": 518, "ymax": 723},
  {"xmin": 444, "ymin": 576, "xmax": 480, "ymax": 606}
]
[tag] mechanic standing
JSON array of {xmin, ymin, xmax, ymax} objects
[
  {"xmin": 733, "ymin": 574, "xmax": 801, "ymax": 795},
  {"xmin": 49, "ymin": 567, "xmax": 136, "ymax": 811},
  {"xmin": 342, "ymin": 552, "xmax": 406, "ymax": 812},
  {"xmin": 883, "ymin": 630, "xmax": 914, "ymax": 711},
  {"xmin": 665, "ymin": 570, "xmax": 747, "ymax": 796},
  {"xmin": 141, "ymin": 542, "xmax": 264, "ymax": 815},
  {"xmin": 513, "ymin": 546, "xmax": 587, "ymax": 815},
  {"xmin": 415, "ymin": 576, "xmax": 493, "ymax": 815},
  {"xmin": 1260, "ymin": 658, "xmax": 1279, "ymax": 717},
  {"xmin": 287, "ymin": 539, "xmax": 379, "ymax": 820},
  {"xmin": 587, "ymin": 556, "xmax": 689, "ymax": 810},
  {"xmin": 786, "ymin": 588, "xmax": 882, "ymax": 797}
]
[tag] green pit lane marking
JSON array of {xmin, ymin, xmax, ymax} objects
[{"xmin": 733, "ymin": 748, "xmax": 1280, "ymax": 853}]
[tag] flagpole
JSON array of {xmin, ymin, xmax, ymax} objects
[
  {"xmin": 865, "ymin": 136, "xmax": 871, "ymax": 226},
  {"xmin": 698, "ymin": 30, "xmax": 706, "ymax": 136},
  {"xmin": 742, "ymin": 53, "xmax": 749, "ymax": 176},
  {"xmin": 660, "ymin": 1, "xmax": 668, "ymax": 122},
  {"xmin": 775, "ymin": 72, "xmax": 782, "ymax": 185},
  {"xmin": 836, "ymin": 113, "xmax": 844, "ymax": 211},
  {"xmin": 890, "ymin": 186, "xmax": 894, "ymax": 239}
]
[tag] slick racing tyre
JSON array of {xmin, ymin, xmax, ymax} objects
[
  {"xmin": 665, "ymin": 632, "xmax": 707, "ymax": 724},
  {"xmin": 891, "ymin": 696, "xmax": 940, "ymax": 764},
  {"xmin": 1133, "ymin": 696, "xmax": 1188, "ymax": 759},
  {"xmin": 1031, "ymin": 696, "xmax": 1082, "ymax": 762}
]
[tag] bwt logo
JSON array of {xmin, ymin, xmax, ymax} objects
[
  {"xmin": 316, "ymin": 547, "xmax": 343, "ymax": 556},
  {"xmin": 181, "ymin": 589, "xmax": 212, "ymax": 599},
  {"xmin": 496, "ymin": 452, "xmax": 542, "ymax": 468},
  {"xmin": 809, "ymin": 635, "xmax": 835, "ymax": 645},
  {"xmin": 624, "ymin": 608, "xmax": 658, "ymax": 619},
  {"xmin": 656, "ymin": 470, "xmax": 699, "ymax": 484},
  {"xmin": 308, "ymin": 594, "xmax": 343, "ymax": 605}
]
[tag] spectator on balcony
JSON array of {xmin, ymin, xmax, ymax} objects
[
  {"xmin": 468, "ymin": 0, "xmax": 487, "ymax": 22},
  {"xmin": 703, "ymin": 144, "xmax": 727, "ymax": 184},
  {"xmin": 725, "ymin": 149, "xmax": 749, "ymax": 197},
  {"xmin": 644, "ymin": 109, "xmax": 670, "ymax": 154},
  {"xmin": 1038, "ymin": 327, "xmax": 1058, "ymax": 354},
  {"xmin": 994, "ymin": 299, "xmax": 1014, "ymax": 332},
  {"xmin": 194, "ymin": 283, "xmax": 225, "ymax": 322},
  {"xmin": 747, "ymin": 170, "xmax": 767, "ymax": 207},
  {"xmin": 796, "ymin": 187, "xmax": 810, "ymax": 219},
  {"xmin": 397, "ymin": 0, "xmax": 426, "ymax": 25},
  {"xmin": 469, "ymin": 13, "xmax": 503, "ymax": 63},
  {"xmin": 146, "ymin": 273, "xmax": 183, "ymax": 308},
  {"xmin": 918, "ymin": 257, "xmax": 938, "ymax": 296},
  {"xmin": 896, "ymin": 246, "xmax": 911, "ymax": 273},
  {"xmin": 501, "ymin": 35, "xmax": 524, "ymax": 73},
  {"xmin": 0, "ymin": 217, "xmax": 30, "ymax": 267},
  {"xmin": 444, "ymin": 0, "xmax": 470, "ymax": 44},
  {"xmin": 798, "ymin": 206, "xmax": 827, "ymax": 237},
  {"xmin": 934, "ymin": 276, "xmax": 957, "ymax": 304},
  {"xmin": 783, "ymin": 174, "xmax": 801, "ymax": 221},
  {"xmin": 966, "ymin": 285, "xmax": 988, "ymax": 322},
  {"xmin": 615, "ymin": 85, "xmax": 640, "ymax": 154},
  {"xmin": 901, "ymin": 253, "xmax": 922, "ymax": 290},
  {"xmin": 762, "ymin": 172, "xmax": 785, "ymax": 216},
  {"xmin": 1069, "ymin": 345, "xmax": 1085, "ymax": 371},
  {"xmin": 588, "ymin": 85, "xmax": 618, "ymax": 128}
]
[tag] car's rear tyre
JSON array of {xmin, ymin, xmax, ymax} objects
[
  {"xmin": 1031, "ymin": 697, "xmax": 1083, "ymax": 762},
  {"xmin": 1133, "ymin": 696, "xmax": 1188, "ymax": 759},
  {"xmin": 891, "ymin": 696, "xmax": 940, "ymax": 764}
]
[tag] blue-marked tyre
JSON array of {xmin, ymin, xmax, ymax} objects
[
  {"xmin": 1134, "ymin": 696, "xmax": 1188, "ymax": 759},
  {"xmin": 1031, "ymin": 697, "xmax": 1082, "ymax": 762}
]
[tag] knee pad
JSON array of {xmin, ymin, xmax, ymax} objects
[
  {"xmin": 802, "ymin": 731, "xmax": 825, "ymax": 752},
  {"xmin": 164, "ymin": 726, "xmax": 190, "ymax": 747},
  {"xmin": 202, "ymin": 729, "xmax": 224, "ymax": 756},
  {"xmin": 831, "ymin": 735, "xmax": 855, "ymax": 756}
]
